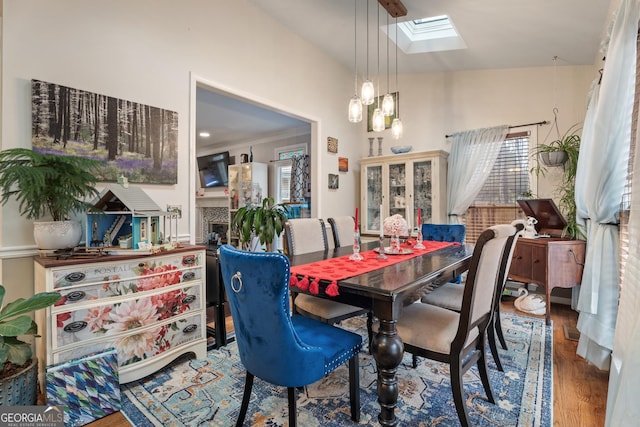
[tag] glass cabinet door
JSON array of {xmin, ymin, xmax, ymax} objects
[
  {"xmin": 388, "ymin": 161, "xmax": 408, "ymax": 227},
  {"xmin": 413, "ymin": 160, "xmax": 433, "ymax": 227},
  {"xmin": 364, "ymin": 164, "xmax": 383, "ymax": 233}
]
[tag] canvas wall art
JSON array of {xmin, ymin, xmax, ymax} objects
[{"xmin": 31, "ymin": 79, "xmax": 178, "ymax": 184}]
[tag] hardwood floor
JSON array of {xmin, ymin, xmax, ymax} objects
[{"xmin": 84, "ymin": 300, "xmax": 608, "ymax": 427}]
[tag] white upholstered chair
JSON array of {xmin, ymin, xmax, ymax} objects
[
  {"xmin": 419, "ymin": 222, "xmax": 523, "ymax": 371},
  {"xmin": 327, "ymin": 216, "xmax": 356, "ymax": 248},
  {"xmin": 284, "ymin": 218, "xmax": 368, "ymax": 325},
  {"xmin": 390, "ymin": 224, "xmax": 519, "ymax": 427}
]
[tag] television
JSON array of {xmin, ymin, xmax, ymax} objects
[{"xmin": 197, "ymin": 151, "xmax": 230, "ymax": 188}]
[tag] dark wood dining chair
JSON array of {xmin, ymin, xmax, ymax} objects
[
  {"xmin": 219, "ymin": 245, "xmax": 362, "ymax": 426},
  {"xmin": 388, "ymin": 224, "xmax": 519, "ymax": 427},
  {"xmin": 419, "ymin": 222, "xmax": 523, "ymax": 371}
]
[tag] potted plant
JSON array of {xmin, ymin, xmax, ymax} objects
[
  {"xmin": 532, "ymin": 123, "xmax": 583, "ymax": 239},
  {"xmin": 0, "ymin": 148, "xmax": 101, "ymax": 250},
  {"xmin": 0, "ymin": 284, "xmax": 61, "ymax": 405},
  {"xmin": 231, "ymin": 197, "xmax": 289, "ymax": 251}
]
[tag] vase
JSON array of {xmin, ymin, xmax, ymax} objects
[
  {"xmin": 33, "ymin": 220, "xmax": 82, "ymax": 250},
  {"xmin": 390, "ymin": 234, "xmax": 401, "ymax": 253}
]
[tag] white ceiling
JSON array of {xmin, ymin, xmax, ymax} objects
[{"xmin": 198, "ymin": 0, "xmax": 614, "ymax": 150}]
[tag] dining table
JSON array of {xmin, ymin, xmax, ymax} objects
[{"xmin": 288, "ymin": 239, "xmax": 474, "ymax": 427}]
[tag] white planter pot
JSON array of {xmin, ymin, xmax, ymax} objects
[{"xmin": 33, "ymin": 220, "xmax": 82, "ymax": 250}]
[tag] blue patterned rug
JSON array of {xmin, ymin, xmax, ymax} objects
[{"xmin": 121, "ymin": 312, "xmax": 552, "ymax": 426}]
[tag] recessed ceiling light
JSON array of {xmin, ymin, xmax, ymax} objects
[{"xmin": 199, "ymin": 131, "xmax": 210, "ymax": 138}]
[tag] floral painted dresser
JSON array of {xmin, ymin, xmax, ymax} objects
[{"xmin": 33, "ymin": 245, "xmax": 207, "ymax": 388}]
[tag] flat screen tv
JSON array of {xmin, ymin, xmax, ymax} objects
[{"xmin": 197, "ymin": 151, "xmax": 229, "ymax": 188}]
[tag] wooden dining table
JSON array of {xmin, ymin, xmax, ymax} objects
[{"xmin": 288, "ymin": 240, "xmax": 474, "ymax": 427}]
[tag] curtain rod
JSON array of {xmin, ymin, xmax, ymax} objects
[{"xmin": 445, "ymin": 120, "xmax": 549, "ymax": 139}]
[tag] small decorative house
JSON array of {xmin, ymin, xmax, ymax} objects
[{"xmin": 86, "ymin": 184, "xmax": 175, "ymax": 249}]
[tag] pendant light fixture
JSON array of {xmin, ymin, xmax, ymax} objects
[
  {"xmin": 371, "ymin": 2, "xmax": 385, "ymax": 132},
  {"xmin": 391, "ymin": 15, "xmax": 404, "ymax": 139},
  {"xmin": 381, "ymin": 10, "xmax": 394, "ymax": 117},
  {"xmin": 360, "ymin": 0, "xmax": 375, "ymax": 106},
  {"xmin": 348, "ymin": 0, "xmax": 362, "ymax": 122}
]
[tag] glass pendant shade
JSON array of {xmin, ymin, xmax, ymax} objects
[
  {"xmin": 391, "ymin": 117, "xmax": 404, "ymax": 139},
  {"xmin": 372, "ymin": 107, "xmax": 385, "ymax": 132},
  {"xmin": 382, "ymin": 93, "xmax": 394, "ymax": 116},
  {"xmin": 361, "ymin": 80, "xmax": 375, "ymax": 105},
  {"xmin": 348, "ymin": 95, "xmax": 363, "ymax": 123}
]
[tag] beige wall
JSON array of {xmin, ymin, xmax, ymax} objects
[{"xmin": 0, "ymin": 0, "xmax": 600, "ymax": 300}]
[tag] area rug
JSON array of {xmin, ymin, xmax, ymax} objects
[{"xmin": 121, "ymin": 313, "xmax": 552, "ymax": 426}]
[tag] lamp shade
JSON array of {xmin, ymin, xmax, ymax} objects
[
  {"xmin": 348, "ymin": 95, "xmax": 363, "ymax": 123},
  {"xmin": 361, "ymin": 80, "xmax": 375, "ymax": 105},
  {"xmin": 372, "ymin": 108, "xmax": 385, "ymax": 132},
  {"xmin": 382, "ymin": 93, "xmax": 394, "ymax": 116},
  {"xmin": 391, "ymin": 117, "xmax": 404, "ymax": 139}
]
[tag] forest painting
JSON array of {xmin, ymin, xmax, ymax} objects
[{"xmin": 31, "ymin": 79, "xmax": 178, "ymax": 184}]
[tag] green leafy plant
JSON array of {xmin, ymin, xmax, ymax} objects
[
  {"xmin": 231, "ymin": 197, "xmax": 289, "ymax": 251},
  {"xmin": 0, "ymin": 285, "xmax": 61, "ymax": 373},
  {"xmin": 0, "ymin": 148, "xmax": 101, "ymax": 221},
  {"xmin": 532, "ymin": 123, "xmax": 584, "ymax": 239}
]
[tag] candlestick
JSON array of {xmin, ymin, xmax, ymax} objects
[
  {"xmin": 349, "ymin": 228, "xmax": 363, "ymax": 261},
  {"xmin": 376, "ymin": 234, "xmax": 388, "ymax": 260}
]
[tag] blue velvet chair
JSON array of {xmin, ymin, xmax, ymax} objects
[
  {"xmin": 421, "ymin": 223, "xmax": 466, "ymax": 283},
  {"xmin": 218, "ymin": 244, "xmax": 362, "ymax": 426}
]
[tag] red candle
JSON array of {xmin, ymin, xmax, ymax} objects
[
  {"xmin": 354, "ymin": 207, "xmax": 359, "ymax": 231},
  {"xmin": 417, "ymin": 208, "xmax": 421, "ymax": 225}
]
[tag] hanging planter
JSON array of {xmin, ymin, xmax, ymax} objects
[{"xmin": 538, "ymin": 150, "xmax": 568, "ymax": 167}]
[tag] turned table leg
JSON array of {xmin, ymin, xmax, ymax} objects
[{"xmin": 371, "ymin": 319, "xmax": 404, "ymax": 427}]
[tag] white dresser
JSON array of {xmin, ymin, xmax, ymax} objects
[{"xmin": 34, "ymin": 245, "xmax": 207, "ymax": 387}]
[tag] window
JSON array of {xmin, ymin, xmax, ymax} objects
[{"xmin": 463, "ymin": 131, "xmax": 533, "ymax": 243}]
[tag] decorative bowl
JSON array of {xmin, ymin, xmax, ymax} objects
[{"xmin": 390, "ymin": 145, "xmax": 412, "ymax": 154}]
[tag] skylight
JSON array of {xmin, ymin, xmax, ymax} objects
[{"xmin": 396, "ymin": 15, "xmax": 466, "ymax": 54}]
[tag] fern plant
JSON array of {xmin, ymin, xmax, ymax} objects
[{"xmin": 0, "ymin": 148, "xmax": 101, "ymax": 221}]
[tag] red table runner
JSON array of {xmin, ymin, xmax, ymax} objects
[{"xmin": 289, "ymin": 240, "xmax": 457, "ymax": 297}]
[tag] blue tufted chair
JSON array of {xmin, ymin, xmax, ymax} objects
[
  {"xmin": 421, "ymin": 223, "xmax": 466, "ymax": 283},
  {"xmin": 219, "ymin": 244, "xmax": 362, "ymax": 426}
]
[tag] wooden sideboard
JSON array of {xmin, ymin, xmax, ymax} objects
[
  {"xmin": 34, "ymin": 245, "xmax": 208, "ymax": 389},
  {"xmin": 508, "ymin": 237, "xmax": 586, "ymax": 325}
]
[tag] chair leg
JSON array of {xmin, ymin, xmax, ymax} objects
[
  {"xmin": 412, "ymin": 354, "xmax": 419, "ymax": 369},
  {"xmin": 487, "ymin": 323, "xmax": 504, "ymax": 372},
  {"xmin": 495, "ymin": 308, "xmax": 508, "ymax": 350},
  {"xmin": 477, "ymin": 336, "xmax": 495, "ymax": 404},
  {"xmin": 450, "ymin": 356, "xmax": 472, "ymax": 427},
  {"xmin": 366, "ymin": 311, "xmax": 373, "ymax": 353},
  {"xmin": 348, "ymin": 354, "xmax": 361, "ymax": 422},
  {"xmin": 287, "ymin": 387, "xmax": 298, "ymax": 427},
  {"xmin": 236, "ymin": 372, "xmax": 254, "ymax": 427}
]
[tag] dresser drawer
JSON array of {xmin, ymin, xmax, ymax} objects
[
  {"xmin": 51, "ymin": 251, "xmax": 203, "ymax": 289},
  {"xmin": 52, "ymin": 283, "xmax": 203, "ymax": 348},
  {"xmin": 51, "ymin": 312, "xmax": 205, "ymax": 368},
  {"xmin": 53, "ymin": 265, "xmax": 202, "ymax": 307}
]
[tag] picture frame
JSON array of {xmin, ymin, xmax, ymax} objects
[
  {"xmin": 367, "ymin": 92, "xmax": 398, "ymax": 132},
  {"xmin": 327, "ymin": 137, "xmax": 338, "ymax": 153},
  {"xmin": 328, "ymin": 173, "xmax": 339, "ymax": 189},
  {"xmin": 338, "ymin": 157, "xmax": 348, "ymax": 172}
]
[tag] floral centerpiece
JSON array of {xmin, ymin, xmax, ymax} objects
[{"xmin": 383, "ymin": 214, "xmax": 408, "ymax": 253}]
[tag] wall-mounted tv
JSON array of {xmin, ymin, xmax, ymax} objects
[{"xmin": 197, "ymin": 151, "xmax": 229, "ymax": 188}]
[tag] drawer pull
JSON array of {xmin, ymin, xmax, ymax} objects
[
  {"xmin": 182, "ymin": 255, "xmax": 196, "ymax": 266},
  {"xmin": 66, "ymin": 291, "xmax": 86, "ymax": 301},
  {"xmin": 182, "ymin": 295, "xmax": 196, "ymax": 304},
  {"xmin": 182, "ymin": 324, "xmax": 198, "ymax": 333},
  {"xmin": 183, "ymin": 271, "xmax": 196, "ymax": 281},
  {"xmin": 64, "ymin": 272, "xmax": 86, "ymax": 283},
  {"xmin": 64, "ymin": 321, "xmax": 87, "ymax": 333}
]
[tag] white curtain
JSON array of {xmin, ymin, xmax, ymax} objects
[
  {"xmin": 574, "ymin": 0, "xmax": 638, "ymax": 371},
  {"xmin": 446, "ymin": 125, "xmax": 509, "ymax": 223},
  {"xmin": 606, "ymin": 1, "xmax": 640, "ymax": 423}
]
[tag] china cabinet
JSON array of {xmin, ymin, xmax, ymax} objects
[
  {"xmin": 360, "ymin": 150, "xmax": 448, "ymax": 235},
  {"xmin": 227, "ymin": 162, "xmax": 268, "ymax": 247},
  {"xmin": 33, "ymin": 246, "xmax": 207, "ymax": 387}
]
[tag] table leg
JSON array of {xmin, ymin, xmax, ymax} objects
[
  {"xmin": 371, "ymin": 319, "xmax": 404, "ymax": 427},
  {"xmin": 545, "ymin": 286, "xmax": 551, "ymax": 325}
]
